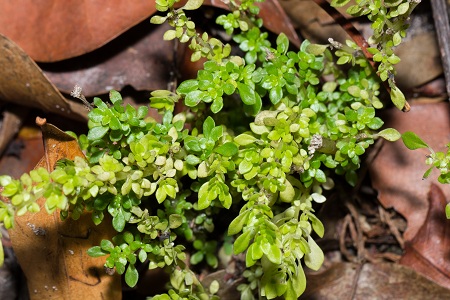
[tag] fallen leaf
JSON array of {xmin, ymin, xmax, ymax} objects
[
  {"xmin": 42, "ymin": 23, "xmax": 176, "ymax": 97},
  {"xmin": 369, "ymin": 101, "xmax": 450, "ymax": 241},
  {"xmin": 7, "ymin": 117, "xmax": 121, "ymax": 299},
  {"xmin": 0, "ymin": 34, "xmax": 88, "ymax": 120},
  {"xmin": 280, "ymin": 0, "xmax": 350, "ymax": 44},
  {"xmin": 303, "ymin": 262, "xmax": 450, "ymax": 299},
  {"xmin": 399, "ymin": 183, "xmax": 450, "ymax": 289},
  {"xmin": 0, "ymin": 0, "xmax": 157, "ymax": 62},
  {"xmin": 395, "ymin": 32, "xmax": 442, "ymax": 90},
  {"xmin": 0, "ymin": 0, "xmax": 299, "ymax": 63}
]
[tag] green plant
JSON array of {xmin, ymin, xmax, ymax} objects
[
  {"xmin": 0, "ymin": 0, "xmax": 425, "ymax": 299},
  {"xmin": 401, "ymin": 131, "xmax": 450, "ymax": 215}
]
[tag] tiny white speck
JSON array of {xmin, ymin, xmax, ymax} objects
[
  {"xmin": 56, "ymin": 105, "xmax": 60, "ymax": 109},
  {"xmin": 68, "ymin": 250, "xmax": 74, "ymax": 255},
  {"xmin": 34, "ymin": 290, "xmax": 38, "ymax": 294},
  {"xmin": 26, "ymin": 83, "xmax": 30, "ymax": 87}
]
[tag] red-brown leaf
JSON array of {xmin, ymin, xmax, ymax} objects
[
  {"xmin": 0, "ymin": 0, "xmax": 299, "ymax": 63},
  {"xmin": 399, "ymin": 183, "xmax": 450, "ymax": 289}
]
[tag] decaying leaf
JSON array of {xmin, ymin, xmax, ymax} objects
[
  {"xmin": 399, "ymin": 183, "xmax": 450, "ymax": 289},
  {"xmin": 0, "ymin": 34, "xmax": 88, "ymax": 120},
  {"xmin": 369, "ymin": 102, "xmax": 450, "ymax": 241},
  {"xmin": 303, "ymin": 262, "xmax": 450, "ymax": 299},
  {"xmin": 0, "ymin": 0, "xmax": 298, "ymax": 63},
  {"xmin": 0, "ymin": 1, "xmax": 157, "ymax": 62},
  {"xmin": 395, "ymin": 32, "xmax": 442, "ymax": 90},
  {"xmin": 8, "ymin": 118, "xmax": 121, "ymax": 299},
  {"xmin": 42, "ymin": 23, "xmax": 176, "ymax": 97}
]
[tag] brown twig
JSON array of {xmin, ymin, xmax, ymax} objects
[
  {"xmin": 312, "ymin": 0, "xmax": 374, "ymax": 68},
  {"xmin": 431, "ymin": 0, "xmax": 450, "ymax": 99}
]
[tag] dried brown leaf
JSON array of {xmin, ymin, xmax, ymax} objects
[
  {"xmin": 8, "ymin": 118, "xmax": 121, "ymax": 299},
  {"xmin": 0, "ymin": 1, "xmax": 157, "ymax": 62},
  {"xmin": 303, "ymin": 262, "xmax": 450, "ymax": 299},
  {"xmin": 0, "ymin": 34, "xmax": 88, "ymax": 120},
  {"xmin": 399, "ymin": 183, "xmax": 450, "ymax": 289},
  {"xmin": 42, "ymin": 23, "xmax": 176, "ymax": 97},
  {"xmin": 0, "ymin": 0, "xmax": 298, "ymax": 63}
]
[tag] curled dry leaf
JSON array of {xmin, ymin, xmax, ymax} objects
[
  {"xmin": 0, "ymin": 0, "xmax": 298, "ymax": 63},
  {"xmin": 369, "ymin": 101, "xmax": 450, "ymax": 241},
  {"xmin": 7, "ymin": 118, "xmax": 121, "ymax": 300},
  {"xmin": 42, "ymin": 23, "xmax": 176, "ymax": 97},
  {"xmin": 0, "ymin": 34, "xmax": 87, "ymax": 120},
  {"xmin": 399, "ymin": 183, "xmax": 450, "ymax": 289},
  {"xmin": 303, "ymin": 262, "xmax": 450, "ymax": 299}
]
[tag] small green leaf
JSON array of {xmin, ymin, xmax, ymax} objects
[
  {"xmin": 186, "ymin": 155, "xmax": 201, "ymax": 165},
  {"xmin": 279, "ymin": 179, "xmax": 295, "ymax": 202},
  {"xmin": 237, "ymin": 83, "xmax": 256, "ymax": 105},
  {"xmin": 423, "ymin": 166, "xmax": 434, "ymax": 179},
  {"xmin": 185, "ymin": 90, "xmax": 203, "ymax": 106},
  {"xmin": 234, "ymin": 133, "xmax": 257, "ymax": 146},
  {"xmin": 266, "ymin": 244, "xmax": 282, "ymax": 264},
  {"xmin": 304, "ymin": 236, "xmax": 324, "ymax": 271},
  {"xmin": 100, "ymin": 239, "xmax": 114, "ymax": 252},
  {"xmin": 87, "ymin": 126, "xmax": 109, "ymax": 141},
  {"xmin": 198, "ymin": 182, "xmax": 211, "ymax": 210},
  {"xmin": 347, "ymin": 86, "xmax": 361, "ymax": 97},
  {"xmin": 125, "ymin": 264, "xmax": 139, "ymax": 288},
  {"xmin": 269, "ymin": 86, "xmax": 283, "ymax": 104},
  {"xmin": 276, "ymin": 33, "xmax": 289, "ymax": 54},
  {"xmin": 228, "ymin": 210, "xmax": 250, "ymax": 235},
  {"xmin": 214, "ymin": 142, "xmax": 238, "ymax": 156},
  {"xmin": 113, "ymin": 209, "xmax": 126, "ymax": 232},
  {"xmin": 390, "ymin": 86, "xmax": 406, "ymax": 110},
  {"xmin": 163, "ymin": 30, "xmax": 177, "ymax": 41},
  {"xmin": 306, "ymin": 44, "xmax": 328, "ymax": 55},
  {"xmin": 150, "ymin": 15, "xmax": 167, "ymax": 24},
  {"xmin": 182, "ymin": 0, "xmax": 204, "ymax": 10},
  {"xmin": 397, "ymin": 2, "xmax": 409, "ymax": 15},
  {"xmin": 169, "ymin": 214, "xmax": 183, "ymax": 229},
  {"xmin": 177, "ymin": 80, "xmax": 199, "ymax": 94},
  {"xmin": 210, "ymin": 126, "xmax": 223, "ymax": 141},
  {"xmin": 203, "ymin": 116, "xmax": 215, "ymax": 137},
  {"xmin": 109, "ymin": 90, "xmax": 122, "ymax": 104},
  {"xmin": 87, "ymin": 246, "xmax": 108, "ymax": 257},
  {"xmin": 446, "ymin": 203, "xmax": 450, "ymax": 219},
  {"xmin": 234, "ymin": 230, "xmax": 253, "ymax": 254},
  {"xmin": 378, "ymin": 128, "xmax": 401, "ymax": 141},
  {"xmin": 190, "ymin": 251, "xmax": 204, "ymax": 265},
  {"xmin": 401, "ymin": 131, "xmax": 429, "ymax": 150},
  {"xmin": 209, "ymin": 280, "xmax": 220, "ymax": 295}
]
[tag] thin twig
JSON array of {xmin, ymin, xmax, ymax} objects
[{"xmin": 431, "ymin": 0, "xmax": 450, "ymax": 99}]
